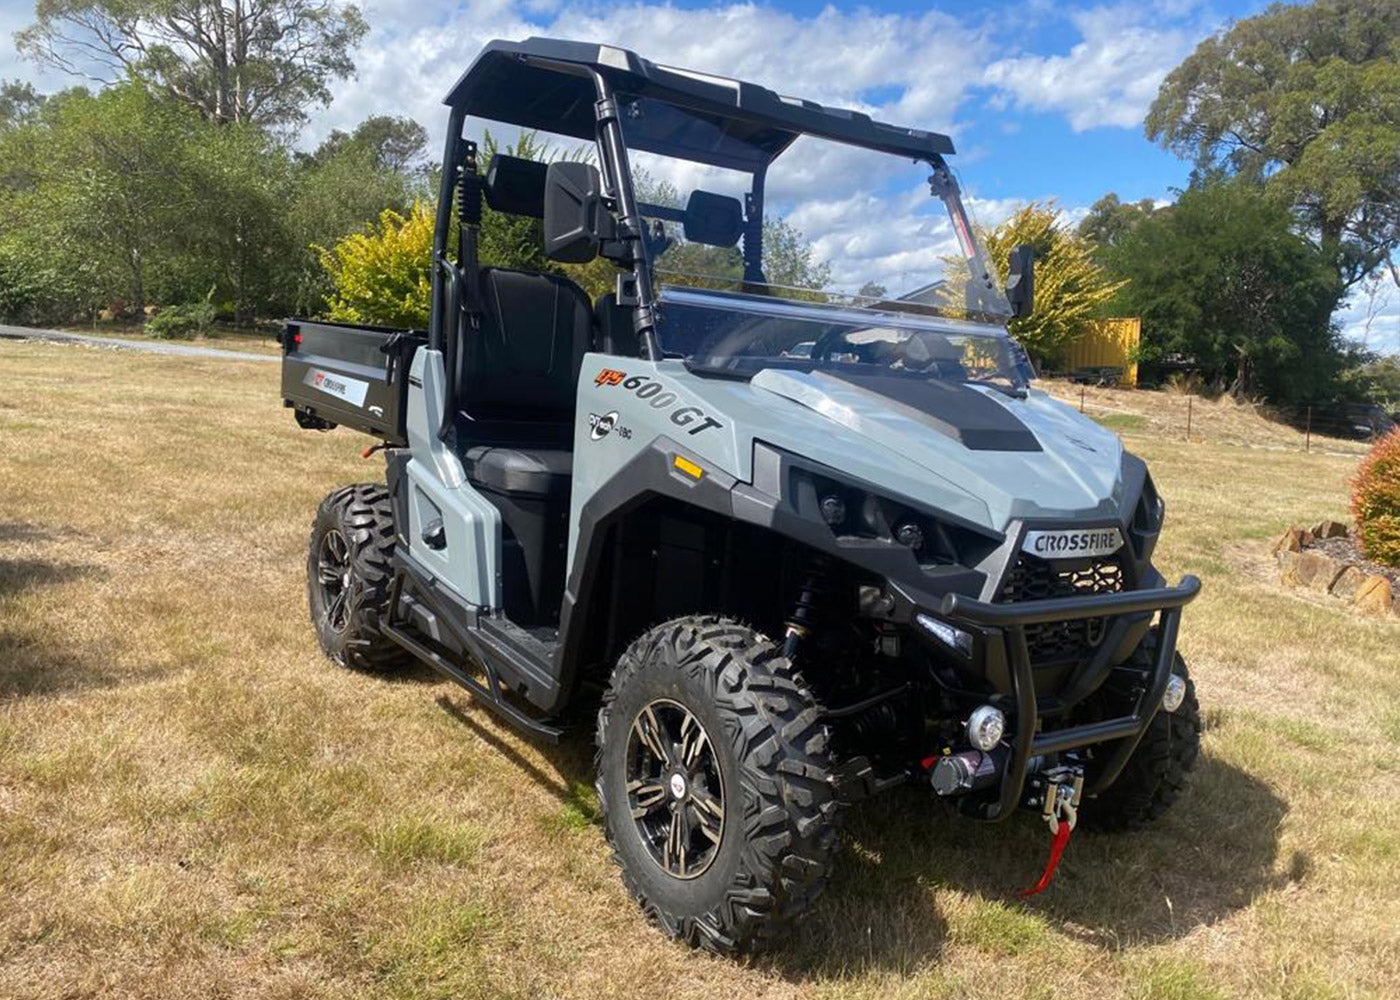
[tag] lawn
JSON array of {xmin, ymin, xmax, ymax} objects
[{"xmin": 1, "ymin": 340, "xmax": 1397, "ymax": 1000}]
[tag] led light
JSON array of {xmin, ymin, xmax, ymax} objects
[
  {"xmin": 966, "ymin": 704, "xmax": 1006, "ymax": 751},
  {"xmin": 915, "ymin": 613, "xmax": 973, "ymax": 656},
  {"xmin": 1162, "ymin": 673, "xmax": 1187, "ymax": 713},
  {"xmin": 819, "ymin": 494, "xmax": 847, "ymax": 526},
  {"xmin": 894, "ymin": 520, "xmax": 924, "ymax": 550}
]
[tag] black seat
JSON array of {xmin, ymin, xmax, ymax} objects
[
  {"xmin": 462, "ymin": 445, "xmax": 572, "ymax": 497},
  {"xmin": 594, "ymin": 292, "xmax": 639, "ymax": 356}
]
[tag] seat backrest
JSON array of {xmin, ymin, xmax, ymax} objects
[
  {"xmin": 594, "ymin": 292, "xmax": 640, "ymax": 357},
  {"xmin": 457, "ymin": 267, "xmax": 594, "ymax": 423}
]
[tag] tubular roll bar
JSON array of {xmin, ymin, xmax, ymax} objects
[{"xmin": 938, "ymin": 575, "xmax": 1200, "ymax": 821}]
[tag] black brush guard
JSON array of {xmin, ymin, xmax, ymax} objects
[{"xmin": 937, "ymin": 575, "xmax": 1200, "ymax": 820}]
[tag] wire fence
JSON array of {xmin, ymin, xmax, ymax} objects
[{"xmin": 1046, "ymin": 380, "xmax": 1393, "ymax": 459}]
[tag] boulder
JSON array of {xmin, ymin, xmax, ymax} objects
[
  {"xmin": 1354, "ymin": 575, "xmax": 1395, "ymax": 616},
  {"xmin": 1329, "ymin": 565, "xmax": 1367, "ymax": 601},
  {"xmin": 1311, "ymin": 520, "xmax": 1349, "ymax": 539},
  {"xmin": 1271, "ymin": 527, "xmax": 1310, "ymax": 556},
  {"xmin": 1281, "ymin": 551, "xmax": 1346, "ymax": 593}
]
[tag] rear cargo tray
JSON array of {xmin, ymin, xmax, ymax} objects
[{"xmin": 281, "ymin": 320, "xmax": 426, "ymax": 446}]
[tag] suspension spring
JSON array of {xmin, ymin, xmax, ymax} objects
[{"xmin": 783, "ymin": 554, "xmax": 833, "ymax": 661}]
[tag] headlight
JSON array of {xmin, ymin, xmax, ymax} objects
[
  {"xmin": 966, "ymin": 704, "xmax": 1006, "ymax": 751},
  {"xmin": 915, "ymin": 613, "xmax": 973, "ymax": 656}
]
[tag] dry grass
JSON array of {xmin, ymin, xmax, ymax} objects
[
  {"xmin": 1041, "ymin": 380, "xmax": 1374, "ymax": 457},
  {"xmin": 2, "ymin": 340, "xmax": 1398, "ymax": 1000}
]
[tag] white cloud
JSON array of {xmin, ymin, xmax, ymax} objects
[{"xmin": 981, "ymin": 3, "xmax": 1210, "ymax": 132}]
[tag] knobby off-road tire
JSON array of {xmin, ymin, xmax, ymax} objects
[
  {"xmin": 1084, "ymin": 654, "xmax": 1200, "ymax": 832},
  {"xmin": 595, "ymin": 616, "xmax": 840, "ymax": 955},
  {"xmin": 306, "ymin": 483, "xmax": 407, "ymax": 673}
]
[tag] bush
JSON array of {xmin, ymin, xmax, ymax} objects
[
  {"xmin": 1351, "ymin": 428, "xmax": 1400, "ymax": 568},
  {"xmin": 145, "ymin": 300, "xmax": 216, "ymax": 340},
  {"xmin": 317, "ymin": 201, "xmax": 434, "ymax": 328}
]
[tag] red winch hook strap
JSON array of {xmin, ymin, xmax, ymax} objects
[{"xmin": 1019, "ymin": 819, "xmax": 1073, "ymax": 897}]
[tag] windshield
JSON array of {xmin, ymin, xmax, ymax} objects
[
  {"xmin": 619, "ymin": 96, "xmax": 1013, "ymax": 323},
  {"xmin": 655, "ymin": 287, "xmax": 1033, "ymax": 388}
]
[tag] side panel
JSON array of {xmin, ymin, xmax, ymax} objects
[
  {"xmin": 402, "ymin": 348, "xmax": 502, "ymax": 607},
  {"xmin": 568, "ymin": 354, "xmax": 742, "ymax": 577}
]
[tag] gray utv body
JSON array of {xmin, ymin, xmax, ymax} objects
[{"xmin": 282, "ymin": 37, "xmax": 1198, "ymax": 888}]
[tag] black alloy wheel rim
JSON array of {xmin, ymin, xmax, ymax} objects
[
  {"xmin": 625, "ymin": 698, "xmax": 726, "ymax": 879},
  {"xmin": 317, "ymin": 528, "xmax": 353, "ymax": 632}
]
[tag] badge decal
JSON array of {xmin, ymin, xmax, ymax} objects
[
  {"xmin": 304, "ymin": 368, "xmax": 369, "ymax": 407},
  {"xmin": 1022, "ymin": 527, "xmax": 1124, "ymax": 559}
]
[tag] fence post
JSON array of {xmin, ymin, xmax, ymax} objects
[
  {"xmin": 1186, "ymin": 396, "xmax": 1192, "ymax": 442},
  {"xmin": 1079, "ymin": 385, "xmax": 1086, "ymax": 413},
  {"xmin": 1305, "ymin": 405, "xmax": 1312, "ymax": 453}
]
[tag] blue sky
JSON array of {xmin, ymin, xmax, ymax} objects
[{"xmin": 2, "ymin": 0, "xmax": 1395, "ymax": 347}]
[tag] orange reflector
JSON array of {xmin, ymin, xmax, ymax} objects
[{"xmin": 673, "ymin": 456, "xmax": 704, "ymax": 479}]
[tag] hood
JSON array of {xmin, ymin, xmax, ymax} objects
[{"xmin": 746, "ymin": 369, "xmax": 1125, "ymax": 532}]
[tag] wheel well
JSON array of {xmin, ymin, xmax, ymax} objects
[{"xmin": 571, "ymin": 495, "xmax": 824, "ymax": 686}]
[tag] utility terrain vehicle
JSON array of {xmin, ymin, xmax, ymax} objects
[{"xmin": 281, "ymin": 38, "xmax": 1201, "ymax": 954}]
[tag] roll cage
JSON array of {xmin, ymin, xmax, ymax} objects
[{"xmin": 428, "ymin": 36, "xmax": 985, "ymax": 373}]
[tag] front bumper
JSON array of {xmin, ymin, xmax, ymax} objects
[{"xmin": 935, "ymin": 574, "xmax": 1201, "ymax": 820}]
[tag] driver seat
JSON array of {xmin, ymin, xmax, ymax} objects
[{"xmin": 454, "ymin": 262, "xmax": 594, "ymax": 625}]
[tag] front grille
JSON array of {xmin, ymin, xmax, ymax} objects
[{"xmin": 999, "ymin": 554, "xmax": 1124, "ymax": 664}]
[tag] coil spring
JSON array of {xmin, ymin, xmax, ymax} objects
[{"xmin": 783, "ymin": 554, "xmax": 833, "ymax": 659}]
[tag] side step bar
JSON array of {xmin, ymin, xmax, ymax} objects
[
  {"xmin": 380, "ymin": 619, "xmax": 564, "ymax": 742},
  {"xmin": 381, "ymin": 558, "xmax": 564, "ymax": 743}
]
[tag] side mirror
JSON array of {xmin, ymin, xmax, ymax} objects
[
  {"xmin": 1006, "ymin": 243, "xmax": 1034, "ymax": 318},
  {"xmin": 543, "ymin": 161, "xmax": 613, "ymax": 263}
]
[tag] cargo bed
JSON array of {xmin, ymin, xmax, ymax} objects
[{"xmin": 280, "ymin": 319, "xmax": 426, "ymax": 446}]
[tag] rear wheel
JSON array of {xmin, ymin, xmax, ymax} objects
[
  {"xmin": 595, "ymin": 616, "xmax": 840, "ymax": 955},
  {"xmin": 306, "ymin": 483, "xmax": 407, "ymax": 672},
  {"xmin": 1084, "ymin": 655, "xmax": 1200, "ymax": 832}
]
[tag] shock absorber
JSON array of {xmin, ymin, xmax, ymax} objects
[{"xmin": 783, "ymin": 554, "xmax": 832, "ymax": 661}]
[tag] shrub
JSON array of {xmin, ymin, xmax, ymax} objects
[
  {"xmin": 317, "ymin": 201, "xmax": 434, "ymax": 328},
  {"xmin": 145, "ymin": 300, "xmax": 215, "ymax": 340},
  {"xmin": 1351, "ymin": 428, "xmax": 1400, "ymax": 568}
]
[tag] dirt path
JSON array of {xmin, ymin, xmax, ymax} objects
[{"xmin": 0, "ymin": 322, "xmax": 278, "ymax": 362}]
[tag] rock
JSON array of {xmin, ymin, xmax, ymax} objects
[
  {"xmin": 1281, "ymin": 551, "xmax": 1346, "ymax": 593},
  {"xmin": 1354, "ymin": 575, "xmax": 1394, "ymax": 616},
  {"xmin": 1330, "ymin": 565, "xmax": 1367, "ymax": 601},
  {"xmin": 1311, "ymin": 520, "xmax": 1349, "ymax": 539},
  {"xmin": 1271, "ymin": 527, "xmax": 1310, "ymax": 556}
]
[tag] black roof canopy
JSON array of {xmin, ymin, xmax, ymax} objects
[{"xmin": 445, "ymin": 37, "xmax": 955, "ymax": 172}]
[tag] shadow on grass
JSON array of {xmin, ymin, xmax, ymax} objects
[
  {"xmin": 429, "ymin": 688, "xmax": 1284, "ymax": 977},
  {"xmin": 763, "ymin": 754, "xmax": 1285, "ymax": 979}
]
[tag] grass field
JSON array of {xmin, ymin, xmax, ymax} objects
[{"xmin": 2, "ymin": 340, "xmax": 1398, "ymax": 1000}]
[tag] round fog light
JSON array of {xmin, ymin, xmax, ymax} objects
[
  {"xmin": 1162, "ymin": 674, "xmax": 1187, "ymax": 713},
  {"xmin": 966, "ymin": 704, "xmax": 1005, "ymax": 751}
]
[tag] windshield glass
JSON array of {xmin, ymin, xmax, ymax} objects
[
  {"xmin": 619, "ymin": 97, "xmax": 1013, "ymax": 323},
  {"xmin": 655, "ymin": 286, "xmax": 1033, "ymax": 388}
]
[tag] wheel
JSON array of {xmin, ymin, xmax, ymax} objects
[
  {"xmin": 1083, "ymin": 654, "xmax": 1200, "ymax": 832},
  {"xmin": 595, "ymin": 616, "xmax": 840, "ymax": 955},
  {"xmin": 306, "ymin": 483, "xmax": 407, "ymax": 672}
]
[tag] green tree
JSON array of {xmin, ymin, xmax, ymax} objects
[
  {"xmin": 1105, "ymin": 180, "xmax": 1345, "ymax": 402},
  {"xmin": 1146, "ymin": 0, "xmax": 1400, "ymax": 288},
  {"xmin": 1078, "ymin": 193, "xmax": 1156, "ymax": 254},
  {"xmin": 955, "ymin": 202, "xmax": 1125, "ymax": 365},
  {"xmin": 309, "ymin": 115, "xmax": 428, "ymax": 175},
  {"xmin": 16, "ymin": 0, "xmax": 368, "ymax": 128}
]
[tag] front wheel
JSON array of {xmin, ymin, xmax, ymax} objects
[
  {"xmin": 1083, "ymin": 655, "xmax": 1200, "ymax": 832},
  {"xmin": 595, "ymin": 616, "xmax": 840, "ymax": 955}
]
